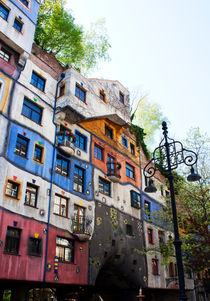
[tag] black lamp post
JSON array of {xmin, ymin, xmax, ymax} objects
[{"xmin": 143, "ymin": 121, "xmax": 201, "ymax": 301}]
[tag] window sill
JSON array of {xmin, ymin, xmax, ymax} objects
[
  {"xmin": 24, "ymin": 204, "xmax": 38, "ymax": 209},
  {"xmin": 5, "ymin": 194, "xmax": 19, "ymax": 200},
  {"xmin": 4, "ymin": 252, "xmax": 20, "ymax": 256},
  {"xmin": 33, "ymin": 159, "xmax": 44, "ymax": 165},
  {"xmin": 53, "ymin": 213, "xmax": 69, "ymax": 219},
  {"xmin": 0, "ymin": 16, "xmax": 8, "ymax": 22},
  {"xmin": 28, "ymin": 253, "xmax": 42, "ymax": 257},
  {"xmin": 55, "ymin": 171, "xmax": 70, "ymax": 179},
  {"xmin": 14, "ymin": 152, "xmax": 28, "ymax": 159},
  {"xmin": 13, "ymin": 26, "xmax": 23, "ymax": 34},
  {"xmin": 75, "ymin": 95, "xmax": 87, "ymax": 104},
  {"xmin": 30, "ymin": 83, "xmax": 45, "ymax": 93},
  {"xmin": 21, "ymin": 113, "xmax": 42, "ymax": 126}
]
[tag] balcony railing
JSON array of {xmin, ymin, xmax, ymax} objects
[
  {"xmin": 70, "ymin": 216, "xmax": 92, "ymax": 241},
  {"xmin": 106, "ymin": 162, "xmax": 121, "ymax": 183},
  {"xmin": 57, "ymin": 131, "xmax": 76, "ymax": 156}
]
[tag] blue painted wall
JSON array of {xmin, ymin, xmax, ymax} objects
[
  {"xmin": 141, "ymin": 191, "xmax": 167, "ymax": 228},
  {"xmin": 10, "ymin": 0, "xmax": 40, "ymax": 24},
  {"xmin": 7, "ymin": 124, "xmax": 93, "ymax": 199}
]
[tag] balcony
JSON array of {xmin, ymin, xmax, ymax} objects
[
  {"xmin": 56, "ymin": 131, "xmax": 76, "ymax": 156},
  {"xmin": 71, "ymin": 216, "xmax": 92, "ymax": 242},
  {"xmin": 106, "ymin": 162, "xmax": 121, "ymax": 183}
]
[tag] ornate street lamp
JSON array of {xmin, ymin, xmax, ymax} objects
[{"xmin": 143, "ymin": 121, "xmax": 201, "ymax": 301}]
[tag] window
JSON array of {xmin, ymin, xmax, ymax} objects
[
  {"xmin": 105, "ymin": 124, "xmax": 113, "ymax": 139},
  {"xmin": 158, "ymin": 231, "xmax": 165, "ymax": 246},
  {"xmin": 99, "ymin": 177, "xmax": 111, "ymax": 196},
  {"xmin": 28, "ymin": 237, "xmax": 42, "ymax": 256},
  {"xmin": 0, "ymin": 2, "xmax": 9, "ymax": 20},
  {"xmin": 99, "ymin": 90, "xmax": 106, "ymax": 102},
  {"xmin": 59, "ymin": 83, "xmax": 65, "ymax": 97},
  {"xmin": 31, "ymin": 71, "xmax": 46, "ymax": 92},
  {"xmin": 126, "ymin": 163, "xmax": 135, "ymax": 179},
  {"xmin": 73, "ymin": 205, "xmax": 86, "ymax": 233},
  {"xmin": 130, "ymin": 190, "xmax": 140, "ymax": 209},
  {"xmin": 75, "ymin": 131, "xmax": 87, "ymax": 151},
  {"xmin": 73, "ymin": 166, "xmax": 84, "ymax": 193},
  {"xmin": 56, "ymin": 237, "xmax": 74, "ymax": 263},
  {"xmin": 6, "ymin": 180, "xmax": 20, "ymax": 199},
  {"xmin": 152, "ymin": 258, "xmax": 159, "ymax": 275},
  {"xmin": 0, "ymin": 48, "xmax": 11, "ymax": 62},
  {"xmin": 4, "ymin": 227, "xmax": 21, "ymax": 254},
  {"xmin": 55, "ymin": 155, "xmax": 69, "ymax": 177},
  {"xmin": 145, "ymin": 200, "xmax": 151, "ymax": 219},
  {"xmin": 126, "ymin": 224, "xmax": 133, "ymax": 236},
  {"xmin": 15, "ymin": 134, "xmax": 29, "ymax": 157},
  {"xmin": 130, "ymin": 143, "xmax": 135, "ymax": 155},
  {"xmin": 20, "ymin": 0, "xmax": 29, "ymax": 7},
  {"xmin": 21, "ymin": 98, "xmax": 42, "ymax": 124},
  {"xmin": 75, "ymin": 84, "xmax": 86, "ymax": 102},
  {"xmin": 121, "ymin": 136, "xmax": 128, "ymax": 148},
  {"xmin": 25, "ymin": 183, "xmax": 38, "ymax": 207},
  {"xmin": 94, "ymin": 144, "xmax": 103, "ymax": 161},
  {"xmin": 13, "ymin": 18, "xmax": 23, "ymax": 32},
  {"xmin": 107, "ymin": 154, "xmax": 115, "ymax": 174},
  {"xmin": 148, "ymin": 228, "xmax": 154, "ymax": 244},
  {"xmin": 119, "ymin": 91, "xmax": 124, "ymax": 103},
  {"xmin": 54, "ymin": 194, "xmax": 68, "ymax": 217},
  {"xmin": 33, "ymin": 144, "xmax": 44, "ymax": 163}
]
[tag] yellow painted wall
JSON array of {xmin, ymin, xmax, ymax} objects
[{"xmin": 0, "ymin": 72, "xmax": 12, "ymax": 113}]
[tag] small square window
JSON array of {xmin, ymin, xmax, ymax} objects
[
  {"xmin": 130, "ymin": 190, "xmax": 140, "ymax": 209},
  {"xmin": 20, "ymin": 0, "xmax": 29, "ymax": 7},
  {"xmin": 99, "ymin": 90, "xmax": 106, "ymax": 102},
  {"xmin": 22, "ymin": 98, "xmax": 43, "ymax": 124},
  {"xmin": 121, "ymin": 136, "xmax": 128, "ymax": 148},
  {"xmin": 94, "ymin": 144, "xmax": 103, "ymax": 161},
  {"xmin": 73, "ymin": 165, "xmax": 85, "ymax": 193},
  {"xmin": 0, "ymin": 3, "xmax": 10, "ymax": 20},
  {"xmin": 15, "ymin": 134, "xmax": 29, "ymax": 157},
  {"xmin": 13, "ymin": 18, "xmax": 23, "ymax": 32},
  {"xmin": 75, "ymin": 84, "xmax": 86, "ymax": 102},
  {"xmin": 0, "ymin": 47, "xmax": 11, "ymax": 62},
  {"xmin": 99, "ymin": 177, "xmax": 111, "ymax": 196},
  {"xmin": 59, "ymin": 83, "xmax": 65, "ymax": 97},
  {"xmin": 54, "ymin": 194, "xmax": 68, "ymax": 217},
  {"xmin": 119, "ymin": 91, "xmax": 124, "ymax": 103},
  {"xmin": 56, "ymin": 237, "xmax": 74, "ymax": 263},
  {"xmin": 25, "ymin": 183, "xmax": 38, "ymax": 207},
  {"xmin": 145, "ymin": 200, "xmax": 151, "ymax": 219},
  {"xmin": 6, "ymin": 180, "xmax": 20, "ymax": 199},
  {"xmin": 75, "ymin": 131, "xmax": 87, "ymax": 151},
  {"xmin": 105, "ymin": 124, "xmax": 113, "ymax": 139},
  {"xmin": 55, "ymin": 155, "xmax": 69, "ymax": 177},
  {"xmin": 28, "ymin": 237, "xmax": 42, "ymax": 256},
  {"xmin": 33, "ymin": 144, "xmax": 45, "ymax": 164},
  {"xmin": 130, "ymin": 143, "xmax": 135, "ymax": 155},
  {"xmin": 4, "ymin": 227, "xmax": 21, "ymax": 254},
  {"xmin": 126, "ymin": 163, "xmax": 135, "ymax": 179},
  {"xmin": 148, "ymin": 228, "xmax": 154, "ymax": 244},
  {"xmin": 31, "ymin": 71, "xmax": 46, "ymax": 92},
  {"xmin": 126, "ymin": 224, "xmax": 133, "ymax": 236},
  {"xmin": 152, "ymin": 258, "xmax": 159, "ymax": 275}
]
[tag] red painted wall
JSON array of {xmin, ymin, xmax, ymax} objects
[
  {"xmin": 92, "ymin": 136, "xmax": 141, "ymax": 189},
  {"xmin": 0, "ymin": 209, "xmax": 88, "ymax": 285}
]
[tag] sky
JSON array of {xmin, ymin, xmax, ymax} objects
[{"xmin": 66, "ymin": 0, "xmax": 210, "ymax": 146}]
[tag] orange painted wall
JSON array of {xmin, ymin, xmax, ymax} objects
[{"xmin": 80, "ymin": 119, "xmax": 141, "ymax": 189}]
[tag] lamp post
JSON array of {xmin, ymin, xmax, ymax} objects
[{"xmin": 143, "ymin": 121, "xmax": 201, "ymax": 301}]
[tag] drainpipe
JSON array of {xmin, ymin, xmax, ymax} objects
[{"xmin": 43, "ymin": 73, "xmax": 65, "ymax": 282}]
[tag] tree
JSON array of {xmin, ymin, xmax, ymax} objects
[
  {"xmin": 131, "ymin": 97, "xmax": 166, "ymax": 149},
  {"xmin": 34, "ymin": 0, "xmax": 111, "ymax": 73},
  {"xmin": 155, "ymin": 128, "xmax": 210, "ymax": 274}
]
